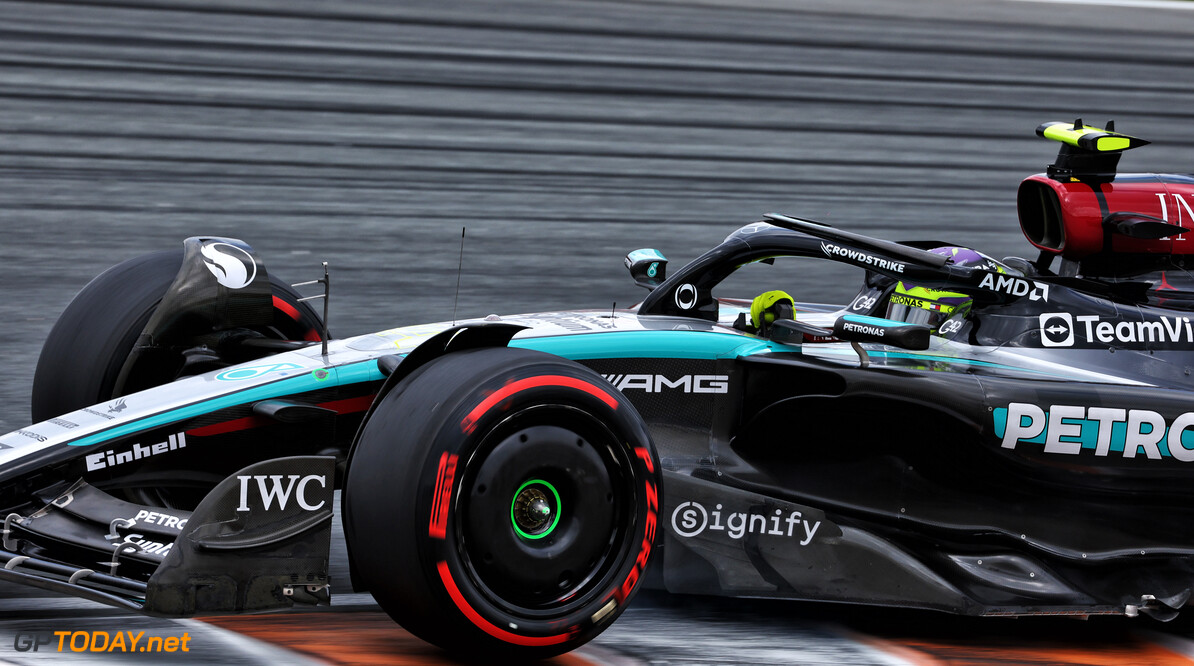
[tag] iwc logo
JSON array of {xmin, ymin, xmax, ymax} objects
[{"xmin": 201, "ymin": 242, "xmax": 258, "ymax": 290}]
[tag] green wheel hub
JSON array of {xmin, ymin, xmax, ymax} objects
[{"xmin": 510, "ymin": 479, "xmax": 561, "ymax": 539}]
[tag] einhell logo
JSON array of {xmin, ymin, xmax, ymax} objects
[{"xmin": 85, "ymin": 433, "xmax": 186, "ymax": 472}]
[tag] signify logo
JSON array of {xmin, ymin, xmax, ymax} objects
[{"xmin": 670, "ymin": 501, "xmax": 821, "ymax": 545}]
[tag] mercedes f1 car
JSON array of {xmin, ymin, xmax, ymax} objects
[{"xmin": 4, "ymin": 121, "xmax": 1194, "ymax": 658}]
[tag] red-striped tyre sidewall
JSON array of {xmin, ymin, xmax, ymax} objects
[{"xmin": 345, "ymin": 347, "xmax": 660, "ymax": 660}]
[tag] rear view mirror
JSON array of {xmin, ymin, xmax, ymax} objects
[
  {"xmin": 625, "ymin": 249, "xmax": 667, "ymax": 290},
  {"xmin": 832, "ymin": 315, "xmax": 930, "ymax": 351}
]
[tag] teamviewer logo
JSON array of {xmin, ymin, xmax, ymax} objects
[{"xmin": 1039, "ymin": 312, "xmax": 1074, "ymax": 347}]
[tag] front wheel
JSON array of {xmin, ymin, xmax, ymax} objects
[{"xmin": 344, "ymin": 347, "xmax": 660, "ymax": 660}]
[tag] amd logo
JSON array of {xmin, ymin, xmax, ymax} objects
[
  {"xmin": 236, "ymin": 474, "xmax": 327, "ymax": 512},
  {"xmin": 978, "ymin": 273, "xmax": 1050, "ymax": 302},
  {"xmin": 602, "ymin": 374, "xmax": 729, "ymax": 394}
]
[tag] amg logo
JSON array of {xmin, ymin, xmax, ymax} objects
[
  {"xmin": 236, "ymin": 474, "xmax": 327, "ymax": 512},
  {"xmin": 602, "ymin": 374, "xmax": 729, "ymax": 394},
  {"xmin": 843, "ymin": 321, "xmax": 884, "ymax": 337},
  {"xmin": 85, "ymin": 433, "xmax": 186, "ymax": 472},
  {"xmin": 978, "ymin": 273, "xmax": 1050, "ymax": 302}
]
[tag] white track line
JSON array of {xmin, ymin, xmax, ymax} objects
[{"xmin": 1008, "ymin": 0, "xmax": 1194, "ymax": 10}]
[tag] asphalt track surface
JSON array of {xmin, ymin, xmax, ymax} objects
[{"xmin": 4, "ymin": 0, "xmax": 1194, "ymax": 663}]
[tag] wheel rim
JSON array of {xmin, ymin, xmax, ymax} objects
[{"xmin": 457, "ymin": 405, "xmax": 637, "ymax": 617}]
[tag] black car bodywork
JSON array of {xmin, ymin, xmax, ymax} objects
[{"xmin": 3, "ymin": 121, "xmax": 1194, "ymax": 657}]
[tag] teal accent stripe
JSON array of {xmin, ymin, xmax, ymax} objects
[
  {"xmin": 809, "ymin": 346, "xmax": 1076, "ymax": 379},
  {"xmin": 68, "ymin": 360, "xmax": 385, "ymax": 448},
  {"xmin": 517, "ymin": 330, "xmax": 1077, "ymax": 380},
  {"xmin": 511, "ymin": 330, "xmax": 787, "ymax": 360},
  {"xmin": 842, "ymin": 314, "xmax": 907, "ymax": 328}
]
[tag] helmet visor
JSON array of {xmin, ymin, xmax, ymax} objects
[{"xmin": 886, "ymin": 290, "xmax": 965, "ymax": 330}]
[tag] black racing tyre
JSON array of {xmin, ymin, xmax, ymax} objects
[
  {"xmin": 31, "ymin": 250, "xmax": 323, "ymax": 423},
  {"xmin": 344, "ymin": 347, "xmax": 661, "ymax": 660}
]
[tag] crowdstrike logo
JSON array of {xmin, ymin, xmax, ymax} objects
[
  {"xmin": 820, "ymin": 242, "xmax": 906, "ymax": 273},
  {"xmin": 201, "ymin": 242, "xmax": 257, "ymax": 290},
  {"xmin": 670, "ymin": 501, "xmax": 821, "ymax": 545}
]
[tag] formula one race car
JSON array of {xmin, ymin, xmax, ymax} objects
[{"xmin": 5, "ymin": 121, "xmax": 1194, "ymax": 659}]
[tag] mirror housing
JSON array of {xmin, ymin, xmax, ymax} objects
[
  {"xmin": 832, "ymin": 315, "xmax": 931, "ymax": 351},
  {"xmin": 625, "ymin": 249, "xmax": 667, "ymax": 290}
]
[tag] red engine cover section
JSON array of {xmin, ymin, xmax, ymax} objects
[{"xmin": 1018, "ymin": 173, "xmax": 1194, "ymax": 258}]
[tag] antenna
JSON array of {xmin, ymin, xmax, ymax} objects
[
  {"xmin": 293, "ymin": 262, "xmax": 330, "ymax": 357},
  {"xmin": 452, "ymin": 227, "xmax": 466, "ymax": 326}
]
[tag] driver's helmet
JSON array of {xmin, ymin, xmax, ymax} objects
[
  {"xmin": 885, "ymin": 246, "xmax": 995, "ymax": 331},
  {"xmin": 750, "ymin": 289, "xmax": 795, "ymax": 334}
]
